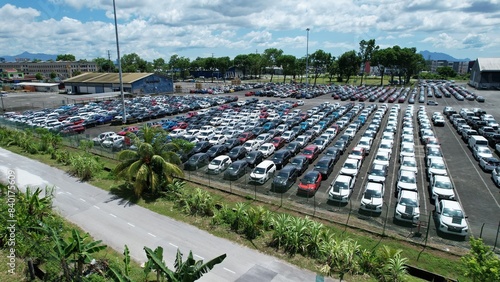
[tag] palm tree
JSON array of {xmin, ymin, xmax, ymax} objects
[
  {"xmin": 114, "ymin": 125, "xmax": 185, "ymax": 197},
  {"xmin": 143, "ymin": 247, "xmax": 226, "ymax": 282}
]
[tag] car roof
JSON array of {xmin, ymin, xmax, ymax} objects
[
  {"xmin": 366, "ymin": 181, "xmax": 383, "ymax": 190},
  {"xmin": 372, "ymin": 164, "xmax": 387, "ymax": 170},
  {"xmin": 336, "ymin": 174, "xmax": 352, "ymax": 182},
  {"xmin": 213, "ymin": 155, "xmax": 230, "ymax": 160},
  {"xmin": 433, "ymin": 175, "xmax": 451, "ymax": 181},
  {"xmin": 399, "ymin": 169, "xmax": 416, "ymax": 176},
  {"xmin": 440, "ymin": 199, "xmax": 462, "ymax": 210},
  {"xmin": 400, "ymin": 189, "xmax": 418, "ymax": 198},
  {"xmin": 257, "ymin": 160, "xmax": 275, "ymax": 167},
  {"xmin": 304, "ymin": 145, "xmax": 318, "ymax": 150}
]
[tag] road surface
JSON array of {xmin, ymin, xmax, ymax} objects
[{"xmin": 0, "ymin": 147, "xmax": 334, "ymax": 282}]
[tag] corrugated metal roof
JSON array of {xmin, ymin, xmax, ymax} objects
[
  {"xmin": 16, "ymin": 82, "xmax": 59, "ymax": 87},
  {"xmin": 477, "ymin": 58, "xmax": 500, "ymax": 72},
  {"xmin": 63, "ymin": 72, "xmax": 153, "ymax": 84}
]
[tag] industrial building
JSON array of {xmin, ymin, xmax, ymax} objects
[
  {"xmin": 0, "ymin": 61, "xmax": 97, "ymax": 79},
  {"xmin": 63, "ymin": 72, "xmax": 173, "ymax": 95},
  {"xmin": 469, "ymin": 58, "xmax": 500, "ymax": 90}
]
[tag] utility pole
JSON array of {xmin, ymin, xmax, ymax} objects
[
  {"xmin": 113, "ymin": 0, "xmax": 126, "ymax": 124},
  {"xmin": 107, "ymin": 50, "xmax": 111, "ymax": 73},
  {"xmin": 306, "ymin": 28, "xmax": 310, "ymax": 89}
]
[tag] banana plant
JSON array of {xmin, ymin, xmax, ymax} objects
[{"xmin": 108, "ymin": 245, "xmax": 133, "ymax": 282}]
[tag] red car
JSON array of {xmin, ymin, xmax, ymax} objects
[
  {"xmin": 271, "ymin": 137, "xmax": 286, "ymax": 149},
  {"xmin": 298, "ymin": 170, "xmax": 322, "ymax": 195},
  {"xmin": 245, "ymin": 91, "xmax": 255, "ymax": 96},
  {"xmin": 238, "ymin": 131, "xmax": 255, "ymax": 143},
  {"xmin": 61, "ymin": 124, "xmax": 85, "ymax": 135},
  {"xmin": 301, "ymin": 145, "xmax": 320, "ymax": 163},
  {"xmin": 117, "ymin": 126, "xmax": 139, "ymax": 136},
  {"xmin": 172, "ymin": 122, "xmax": 188, "ymax": 130},
  {"xmin": 259, "ymin": 112, "xmax": 269, "ymax": 119}
]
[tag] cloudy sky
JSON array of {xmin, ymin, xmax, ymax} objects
[{"xmin": 0, "ymin": 0, "xmax": 498, "ymax": 62}]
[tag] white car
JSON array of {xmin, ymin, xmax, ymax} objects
[
  {"xmin": 328, "ymin": 174, "xmax": 355, "ymax": 203},
  {"xmin": 396, "ymin": 169, "xmax": 417, "ymax": 193},
  {"xmin": 427, "ymin": 157, "xmax": 448, "ymax": 179},
  {"xmin": 312, "ymin": 138, "xmax": 328, "ymax": 152},
  {"xmin": 255, "ymin": 133, "xmax": 272, "ymax": 146},
  {"xmin": 208, "ymin": 134, "xmax": 227, "ymax": 145},
  {"xmin": 373, "ymin": 150, "xmax": 390, "ymax": 167},
  {"xmin": 170, "ymin": 128, "xmax": 187, "ymax": 138},
  {"xmin": 429, "ymin": 175, "xmax": 455, "ymax": 201},
  {"xmin": 101, "ymin": 135, "xmax": 124, "ymax": 148},
  {"xmin": 206, "ymin": 155, "xmax": 232, "ymax": 174},
  {"xmin": 258, "ymin": 143, "xmax": 275, "ymax": 158},
  {"xmin": 357, "ymin": 137, "xmax": 372, "ymax": 155},
  {"xmin": 399, "ymin": 144, "xmax": 415, "ymax": 162},
  {"xmin": 92, "ymin": 131, "xmax": 117, "ymax": 145},
  {"xmin": 340, "ymin": 158, "xmax": 361, "ymax": 177},
  {"xmin": 243, "ymin": 140, "xmax": 260, "ymax": 152},
  {"xmin": 492, "ymin": 167, "xmax": 500, "ymax": 187},
  {"xmin": 249, "ymin": 160, "xmax": 276, "ymax": 184},
  {"xmin": 400, "ymin": 156, "xmax": 418, "ymax": 174},
  {"xmin": 378, "ymin": 140, "xmax": 393, "ymax": 158},
  {"xmin": 367, "ymin": 164, "xmax": 388, "ymax": 183},
  {"xmin": 196, "ymin": 130, "xmax": 215, "ymax": 142},
  {"xmin": 394, "ymin": 190, "xmax": 420, "ymax": 224},
  {"xmin": 473, "ymin": 145, "xmax": 493, "ymax": 161},
  {"xmin": 435, "ymin": 199, "xmax": 468, "ymax": 237},
  {"xmin": 324, "ymin": 128, "xmax": 337, "ymax": 139},
  {"xmin": 360, "ymin": 181, "xmax": 385, "ymax": 213},
  {"xmin": 281, "ymin": 130, "xmax": 296, "ymax": 143},
  {"xmin": 295, "ymin": 135, "xmax": 311, "ymax": 148}
]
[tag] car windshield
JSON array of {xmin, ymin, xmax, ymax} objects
[
  {"xmin": 431, "ymin": 162, "xmax": 445, "ymax": 169},
  {"xmin": 380, "ymin": 144, "xmax": 391, "ymax": 149},
  {"xmin": 402, "ymin": 147, "xmax": 414, "ymax": 153},
  {"xmin": 291, "ymin": 159, "xmax": 303, "ymax": 166},
  {"xmin": 400, "ymin": 175, "xmax": 416, "ymax": 183},
  {"xmin": 442, "ymin": 207, "xmax": 464, "ymax": 218},
  {"xmin": 364, "ymin": 188, "xmax": 382, "ymax": 199},
  {"xmin": 210, "ymin": 159, "xmax": 222, "ymax": 165},
  {"xmin": 315, "ymin": 162, "xmax": 328, "ymax": 169},
  {"xmin": 478, "ymin": 147, "xmax": 491, "ymax": 154},
  {"xmin": 245, "ymin": 154, "xmax": 255, "ymax": 160},
  {"xmin": 276, "ymin": 172, "xmax": 289, "ymax": 179},
  {"xmin": 343, "ymin": 162, "xmax": 357, "ymax": 169},
  {"xmin": 351, "ymin": 150, "xmax": 363, "ymax": 156},
  {"xmin": 302, "ymin": 174, "xmax": 317, "ymax": 184},
  {"xmin": 435, "ymin": 180, "xmax": 452, "ymax": 189},
  {"xmin": 376, "ymin": 155, "xmax": 388, "ymax": 161},
  {"xmin": 253, "ymin": 167, "xmax": 265, "ymax": 174},
  {"xmin": 303, "ymin": 149, "xmax": 314, "ymax": 155},
  {"xmin": 333, "ymin": 181, "xmax": 348, "ymax": 192},
  {"xmin": 399, "ymin": 197, "xmax": 418, "ymax": 207},
  {"xmin": 402, "ymin": 160, "xmax": 416, "ymax": 167},
  {"xmin": 370, "ymin": 169, "xmax": 385, "ymax": 176}
]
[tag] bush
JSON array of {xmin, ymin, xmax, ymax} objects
[{"xmin": 68, "ymin": 154, "xmax": 104, "ymax": 181}]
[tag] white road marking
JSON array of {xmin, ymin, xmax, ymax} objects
[
  {"xmin": 169, "ymin": 243, "xmax": 178, "ymax": 248},
  {"xmin": 148, "ymin": 232, "xmax": 157, "ymax": 237},
  {"xmin": 79, "ymin": 198, "xmax": 86, "ymax": 202},
  {"xmin": 109, "ymin": 213, "xmax": 117, "ymax": 218},
  {"xmin": 93, "ymin": 205, "xmax": 100, "ymax": 209},
  {"xmin": 224, "ymin": 267, "xmax": 236, "ymax": 274},
  {"xmin": 194, "ymin": 254, "xmax": 204, "ymax": 260},
  {"xmin": 127, "ymin": 222, "xmax": 135, "ymax": 227},
  {"xmin": 66, "ymin": 191, "xmax": 72, "ymax": 195}
]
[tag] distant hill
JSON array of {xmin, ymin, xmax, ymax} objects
[
  {"xmin": 419, "ymin": 50, "xmax": 470, "ymax": 62},
  {"xmin": 0, "ymin": 51, "xmax": 57, "ymax": 62}
]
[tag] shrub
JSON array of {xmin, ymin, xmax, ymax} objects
[{"xmin": 68, "ymin": 154, "xmax": 103, "ymax": 181}]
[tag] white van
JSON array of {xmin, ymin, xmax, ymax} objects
[{"xmin": 468, "ymin": 135, "xmax": 488, "ymax": 149}]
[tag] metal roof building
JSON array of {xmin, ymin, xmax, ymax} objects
[
  {"xmin": 63, "ymin": 72, "xmax": 173, "ymax": 95},
  {"xmin": 469, "ymin": 58, "xmax": 500, "ymax": 90}
]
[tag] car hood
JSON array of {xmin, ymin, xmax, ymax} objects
[
  {"xmin": 207, "ymin": 164, "xmax": 220, "ymax": 170},
  {"xmin": 396, "ymin": 204, "xmax": 420, "ymax": 216},
  {"xmin": 250, "ymin": 172, "xmax": 264, "ymax": 178},
  {"xmin": 361, "ymin": 196, "xmax": 383, "ymax": 206},
  {"xmin": 340, "ymin": 168, "xmax": 357, "ymax": 176},
  {"xmin": 432, "ymin": 187, "xmax": 455, "ymax": 198},
  {"xmin": 440, "ymin": 215, "xmax": 467, "ymax": 229},
  {"xmin": 368, "ymin": 175, "xmax": 386, "ymax": 183},
  {"xmin": 429, "ymin": 168, "xmax": 447, "ymax": 176},
  {"xmin": 397, "ymin": 182, "xmax": 417, "ymax": 190},
  {"xmin": 329, "ymin": 188, "xmax": 350, "ymax": 197}
]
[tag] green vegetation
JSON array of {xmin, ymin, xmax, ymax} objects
[{"xmin": 0, "ymin": 125, "xmax": 480, "ymax": 281}]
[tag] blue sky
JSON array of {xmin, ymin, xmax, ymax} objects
[{"xmin": 0, "ymin": 1, "xmax": 499, "ymax": 62}]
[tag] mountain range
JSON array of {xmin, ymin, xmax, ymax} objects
[
  {"xmin": 1, "ymin": 50, "xmax": 471, "ymax": 63},
  {"xmin": 0, "ymin": 51, "xmax": 57, "ymax": 62},
  {"xmin": 418, "ymin": 50, "xmax": 471, "ymax": 62}
]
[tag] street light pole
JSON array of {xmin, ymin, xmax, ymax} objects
[
  {"xmin": 306, "ymin": 28, "xmax": 310, "ymax": 89},
  {"xmin": 113, "ymin": 0, "xmax": 126, "ymax": 124}
]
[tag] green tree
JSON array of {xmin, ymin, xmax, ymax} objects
[
  {"xmin": 204, "ymin": 57, "xmax": 217, "ymax": 82},
  {"xmin": 215, "ymin": 56, "xmax": 231, "ymax": 82},
  {"xmin": 94, "ymin": 57, "xmax": 116, "ymax": 72},
  {"xmin": 169, "ymin": 55, "xmax": 191, "ymax": 80},
  {"xmin": 153, "ymin": 57, "xmax": 167, "ymax": 74},
  {"xmin": 276, "ymin": 54, "xmax": 296, "ymax": 83},
  {"xmin": 143, "ymin": 247, "xmax": 226, "ymax": 282},
  {"xmin": 248, "ymin": 53, "xmax": 263, "ymax": 79},
  {"xmin": 50, "ymin": 71, "xmax": 57, "ymax": 80},
  {"xmin": 337, "ymin": 50, "xmax": 361, "ymax": 84},
  {"xmin": 372, "ymin": 48, "xmax": 396, "ymax": 85},
  {"xmin": 114, "ymin": 125, "xmax": 185, "ymax": 197},
  {"xmin": 35, "ymin": 72, "xmax": 43, "ymax": 80},
  {"xmin": 309, "ymin": 49, "xmax": 333, "ymax": 85},
  {"xmin": 233, "ymin": 54, "xmax": 250, "ymax": 78},
  {"xmin": 437, "ymin": 66, "xmax": 457, "ymax": 79},
  {"xmin": 262, "ymin": 48, "xmax": 284, "ymax": 82},
  {"xmin": 358, "ymin": 39, "xmax": 379, "ymax": 85},
  {"xmin": 121, "ymin": 53, "xmax": 152, "ymax": 73},
  {"xmin": 462, "ymin": 237, "xmax": 500, "ymax": 282},
  {"xmin": 56, "ymin": 54, "xmax": 76, "ymax": 61}
]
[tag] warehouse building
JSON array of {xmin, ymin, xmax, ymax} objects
[
  {"xmin": 469, "ymin": 58, "xmax": 500, "ymax": 90},
  {"xmin": 63, "ymin": 72, "xmax": 173, "ymax": 94}
]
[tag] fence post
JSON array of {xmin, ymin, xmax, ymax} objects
[
  {"xmin": 479, "ymin": 223, "xmax": 485, "ymax": 238},
  {"xmin": 382, "ymin": 202, "xmax": 388, "ymax": 236},
  {"xmin": 493, "ymin": 221, "xmax": 500, "ymax": 252}
]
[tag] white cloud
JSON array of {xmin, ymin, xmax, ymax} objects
[{"xmin": 421, "ymin": 33, "xmax": 460, "ymax": 49}]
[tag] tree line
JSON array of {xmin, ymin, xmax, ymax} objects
[{"xmin": 88, "ymin": 39, "xmax": 427, "ymax": 85}]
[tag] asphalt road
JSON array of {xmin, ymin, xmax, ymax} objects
[{"xmin": 0, "ymin": 147, "xmax": 334, "ymax": 282}]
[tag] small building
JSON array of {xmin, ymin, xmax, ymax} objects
[
  {"xmin": 14, "ymin": 82, "xmax": 60, "ymax": 92},
  {"xmin": 469, "ymin": 58, "xmax": 500, "ymax": 90},
  {"xmin": 63, "ymin": 72, "xmax": 173, "ymax": 95}
]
